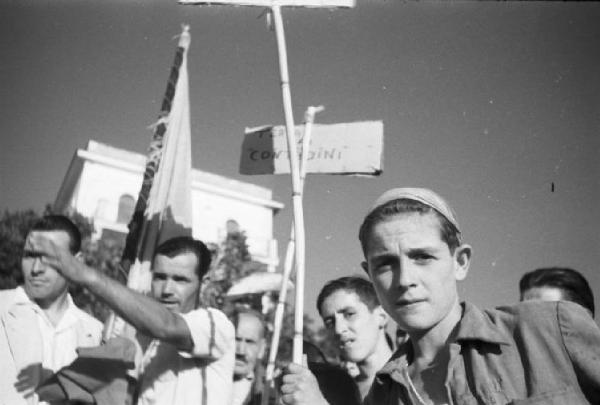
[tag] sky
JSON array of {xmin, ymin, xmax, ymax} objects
[{"xmin": 1, "ymin": 1, "xmax": 599, "ymax": 323}]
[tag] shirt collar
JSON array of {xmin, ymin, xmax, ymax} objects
[
  {"xmin": 13, "ymin": 286, "xmax": 80, "ymax": 330},
  {"xmin": 454, "ymin": 302, "xmax": 511, "ymax": 346},
  {"xmin": 377, "ymin": 346, "xmax": 410, "ymax": 376},
  {"xmin": 13, "ymin": 286, "xmax": 33, "ymax": 305},
  {"xmin": 56, "ymin": 295, "xmax": 80, "ymax": 330},
  {"xmin": 235, "ymin": 371, "xmax": 255, "ymax": 382}
]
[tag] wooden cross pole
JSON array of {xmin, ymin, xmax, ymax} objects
[
  {"xmin": 262, "ymin": 106, "xmax": 324, "ymax": 405},
  {"xmin": 179, "ymin": 0, "xmax": 355, "ymax": 365}
]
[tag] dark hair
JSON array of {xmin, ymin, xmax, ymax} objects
[
  {"xmin": 519, "ymin": 267, "xmax": 595, "ymax": 316},
  {"xmin": 153, "ymin": 236, "xmax": 212, "ymax": 279},
  {"xmin": 303, "ymin": 340, "xmax": 328, "ymax": 364},
  {"xmin": 316, "ymin": 276, "xmax": 380, "ymax": 315},
  {"xmin": 30, "ymin": 215, "xmax": 82, "ymax": 254},
  {"xmin": 228, "ymin": 306, "xmax": 266, "ymax": 338},
  {"xmin": 358, "ymin": 199, "xmax": 461, "ymax": 256}
]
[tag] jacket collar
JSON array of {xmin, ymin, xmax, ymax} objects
[
  {"xmin": 9, "ymin": 286, "xmax": 80, "ymax": 330},
  {"xmin": 454, "ymin": 302, "xmax": 511, "ymax": 346},
  {"xmin": 377, "ymin": 301, "xmax": 511, "ymax": 378},
  {"xmin": 11, "ymin": 286, "xmax": 32, "ymax": 306},
  {"xmin": 2, "ymin": 287, "xmax": 44, "ymax": 371}
]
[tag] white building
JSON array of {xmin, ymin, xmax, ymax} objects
[{"xmin": 54, "ymin": 140, "xmax": 283, "ymax": 269}]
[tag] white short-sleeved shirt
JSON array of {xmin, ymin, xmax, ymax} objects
[
  {"xmin": 0, "ymin": 287, "xmax": 103, "ymax": 405},
  {"xmin": 136, "ymin": 307, "xmax": 235, "ymax": 405}
]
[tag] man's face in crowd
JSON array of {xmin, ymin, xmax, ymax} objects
[
  {"xmin": 521, "ymin": 286, "xmax": 564, "ymax": 303},
  {"xmin": 361, "ymin": 212, "xmax": 469, "ymax": 335},
  {"xmin": 151, "ymin": 252, "xmax": 200, "ymax": 314},
  {"xmin": 22, "ymin": 230, "xmax": 71, "ymax": 307},
  {"xmin": 320, "ymin": 289, "xmax": 386, "ymax": 364},
  {"xmin": 234, "ymin": 312, "xmax": 265, "ymax": 379}
]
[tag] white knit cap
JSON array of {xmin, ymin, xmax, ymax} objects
[{"xmin": 368, "ymin": 187, "xmax": 461, "ymax": 233}]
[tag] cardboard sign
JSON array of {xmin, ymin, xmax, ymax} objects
[
  {"xmin": 240, "ymin": 121, "xmax": 383, "ymax": 176},
  {"xmin": 179, "ymin": 0, "xmax": 355, "ymax": 7}
]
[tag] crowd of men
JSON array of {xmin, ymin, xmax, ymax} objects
[{"xmin": 1, "ymin": 186, "xmax": 598, "ymax": 405}]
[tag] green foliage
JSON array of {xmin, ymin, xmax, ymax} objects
[
  {"xmin": 199, "ymin": 223, "xmax": 338, "ymax": 365},
  {"xmin": 0, "ymin": 207, "xmax": 337, "ymax": 364},
  {"xmin": 42, "ymin": 204, "xmax": 94, "ymax": 240},
  {"xmin": 73, "ymin": 237, "xmax": 125, "ymax": 321},
  {"xmin": 201, "ymin": 228, "xmax": 263, "ymax": 308},
  {"xmin": 0, "ymin": 209, "xmax": 41, "ymax": 289},
  {"xmin": 0, "ymin": 206, "xmax": 124, "ymax": 321}
]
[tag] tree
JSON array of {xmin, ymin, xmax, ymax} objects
[
  {"xmin": 0, "ymin": 207, "xmax": 338, "ymax": 363},
  {"xmin": 0, "ymin": 209, "xmax": 41, "ymax": 289},
  {"xmin": 0, "ymin": 206, "xmax": 125, "ymax": 321},
  {"xmin": 199, "ymin": 219, "xmax": 339, "ymax": 365},
  {"xmin": 72, "ymin": 236, "xmax": 125, "ymax": 321},
  {"xmin": 201, "ymin": 219, "xmax": 265, "ymax": 309}
]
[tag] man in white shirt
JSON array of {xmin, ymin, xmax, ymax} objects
[
  {"xmin": 28, "ymin": 234, "xmax": 235, "ymax": 405},
  {"xmin": 0, "ymin": 215, "xmax": 103, "ymax": 405}
]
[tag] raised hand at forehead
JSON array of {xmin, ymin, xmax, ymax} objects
[{"xmin": 25, "ymin": 232, "xmax": 81, "ymax": 281}]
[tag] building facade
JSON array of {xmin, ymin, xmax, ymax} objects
[{"xmin": 54, "ymin": 140, "xmax": 283, "ymax": 269}]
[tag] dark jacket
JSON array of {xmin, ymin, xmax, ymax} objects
[{"xmin": 365, "ymin": 301, "xmax": 600, "ymax": 405}]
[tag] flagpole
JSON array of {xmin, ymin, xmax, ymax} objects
[
  {"xmin": 104, "ymin": 25, "xmax": 191, "ymax": 341},
  {"xmin": 121, "ymin": 25, "xmax": 191, "ymax": 269},
  {"xmin": 262, "ymin": 105, "xmax": 323, "ymax": 404}
]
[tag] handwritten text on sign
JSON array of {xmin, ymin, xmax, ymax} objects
[{"xmin": 239, "ymin": 121, "xmax": 383, "ymax": 175}]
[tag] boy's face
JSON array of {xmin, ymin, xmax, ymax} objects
[
  {"xmin": 319, "ymin": 289, "xmax": 386, "ymax": 364},
  {"xmin": 361, "ymin": 212, "xmax": 469, "ymax": 335}
]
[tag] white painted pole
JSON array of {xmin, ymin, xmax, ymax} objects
[
  {"xmin": 262, "ymin": 106, "xmax": 324, "ymax": 405},
  {"xmin": 270, "ymin": 4, "xmax": 307, "ymax": 366},
  {"xmin": 300, "ymin": 106, "xmax": 324, "ymax": 180},
  {"xmin": 177, "ymin": 0, "xmax": 353, "ymax": 369},
  {"xmin": 261, "ymin": 229, "xmax": 294, "ymax": 405}
]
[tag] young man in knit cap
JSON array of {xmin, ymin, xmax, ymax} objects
[{"xmin": 280, "ymin": 187, "xmax": 600, "ymax": 405}]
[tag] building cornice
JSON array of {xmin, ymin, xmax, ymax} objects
[{"xmin": 76, "ymin": 146, "xmax": 283, "ymax": 212}]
